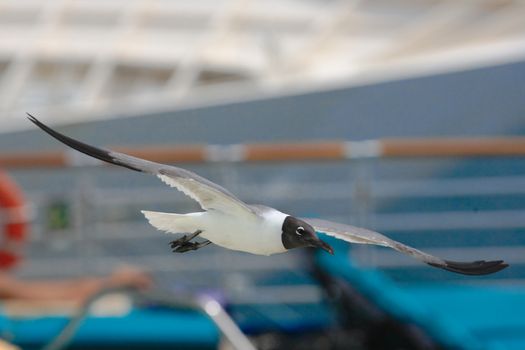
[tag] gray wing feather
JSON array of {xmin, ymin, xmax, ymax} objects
[
  {"xmin": 28, "ymin": 115, "xmax": 256, "ymax": 216},
  {"xmin": 305, "ymin": 218, "xmax": 442, "ymax": 265},
  {"xmin": 115, "ymin": 152, "xmax": 256, "ymax": 215},
  {"xmin": 305, "ymin": 218, "xmax": 508, "ymax": 275}
]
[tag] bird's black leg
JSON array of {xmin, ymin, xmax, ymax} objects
[
  {"xmin": 169, "ymin": 230, "xmax": 211, "ymax": 253},
  {"xmin": 174, "ymin": 240, "xmax": 212, "ymax": 253},
  {"xmin": 169, "ymin": 230, "xmax": 202, "ymax": 249}
]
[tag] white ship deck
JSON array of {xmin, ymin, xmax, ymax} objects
[{"xmin": 0, "ymin": 0, "xmax": 524, "ymax": 131}]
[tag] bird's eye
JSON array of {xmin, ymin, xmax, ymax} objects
[{"xmin": 296, "ymin": 226, "xmax": 305, "ymax": 235}]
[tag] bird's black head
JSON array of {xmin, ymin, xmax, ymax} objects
[{"xmin": 281, "ymin": 216, "xmax": 333, "ymax": 254}]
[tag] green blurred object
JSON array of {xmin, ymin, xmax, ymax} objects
[{"xmin": 46, "ymin": 200, "xmax": 70, "ymax": 231}]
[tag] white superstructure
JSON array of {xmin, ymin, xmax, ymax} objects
[{"xmin": 0, "ymin": 0, "xmax": 524, "ymax": 130}]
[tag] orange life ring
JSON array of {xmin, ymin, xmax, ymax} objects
[{"xmin": 0, "ymin": 170, "xmax": 28, "ymax": 269}]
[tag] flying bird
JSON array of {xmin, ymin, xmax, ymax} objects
[{"xmin": 28, "ymin": 114, "xmax": 508, "ymax": 276}]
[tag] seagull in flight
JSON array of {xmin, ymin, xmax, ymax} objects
[{"xmin": 28, "ymin": 114, "xmax": 508, "ymax": 275}]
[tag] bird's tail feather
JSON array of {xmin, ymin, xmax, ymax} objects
[{"xmin": 141, "ymin": 210, "xmax": 203, "ymax": 234}]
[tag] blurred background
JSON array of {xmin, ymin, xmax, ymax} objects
[{"xmin": 0, "ymin": 0, "xmax": 524, "ymax": 349}]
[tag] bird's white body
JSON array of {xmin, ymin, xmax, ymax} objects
[{"xmin": 142, "ymin": 208, "xmax": 289, "ymax": 256}]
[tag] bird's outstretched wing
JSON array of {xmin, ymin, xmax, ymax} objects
[
  {"xmin": 305, "ymin": 218, "xmax": 508, "ymax": 275},
  {"xmin": 28, "ymin": 114, "xmax": 257, "ymax": 217}
]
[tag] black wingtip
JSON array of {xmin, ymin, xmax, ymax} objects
[
  {"xmin": 27, "ymin": 112, "xmax": 39, "ymax": 125},
  {"xmin": 429, "ymin": 260, "xmax": 509, "ymax": 276},
  {"xmin": 27, "ymin": 113, "xmax": 141, "ymax": 172}
]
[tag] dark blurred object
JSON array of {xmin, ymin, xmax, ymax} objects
[
  {"xmin": 307, "ymin": 250, "xmax": 441, "ymax": 350},
  {"xmin": 253, "ymin": 328, "xmax": 362, "ymax": 350}
]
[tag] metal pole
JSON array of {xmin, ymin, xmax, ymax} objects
[{"xmin": 196, "ymin": 295, "xmax": 257, "ymax": 350}]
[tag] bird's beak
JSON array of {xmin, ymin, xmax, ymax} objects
[{"xmin": 314, "ymin": 239, "xmax": 334, "ymax": 255}]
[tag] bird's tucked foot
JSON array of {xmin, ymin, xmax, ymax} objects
[
  {"xmin": 169, "ymin": 230, "xmax": 210, "ymax": 253},
  {"xmin": 169, "ymin": 230, "xmax": 202, "ymax": 249},
  {"xmin": 172, "ymin": 240, "xmax": 211, "ymax": 253}
]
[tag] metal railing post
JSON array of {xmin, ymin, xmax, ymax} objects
[{"xmin": 351, "ymin": 159, "xmax": 376, "ymax": 267}]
